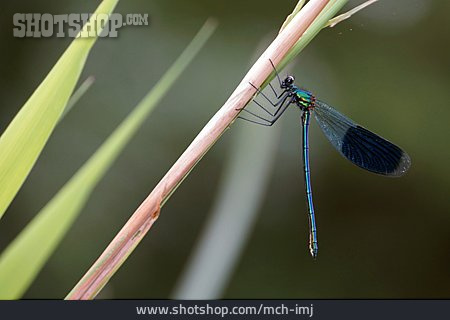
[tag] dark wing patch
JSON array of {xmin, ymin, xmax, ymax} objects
[
  {"xmin": 313, "ymin": 100, "xmax": 411, "ymax": 176},
  {"xmin": 341, "ymin": 125, "xmax": 410, "ymax": 176}
]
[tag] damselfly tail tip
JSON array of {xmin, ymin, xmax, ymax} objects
[{"xmin": 310, "ymin": 244, "xmax": 318, "ymax": 259}]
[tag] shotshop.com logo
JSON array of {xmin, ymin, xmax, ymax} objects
[{"xmin": 13, "ymin": 13, "xmax": 149, "ymax": 38}]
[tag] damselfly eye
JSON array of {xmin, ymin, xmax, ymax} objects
[{"xmin": 285, "ymin": 76, "xmax": 295, "ymax": 84}]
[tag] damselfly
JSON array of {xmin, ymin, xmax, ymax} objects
[{"xmin": 238, "ymin": 60, "xmax": 411, "ymax": 258}]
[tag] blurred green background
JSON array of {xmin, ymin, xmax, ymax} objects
[{"xmin": 0, "ymin": 0, "xmax": 449, "ymax": 298}]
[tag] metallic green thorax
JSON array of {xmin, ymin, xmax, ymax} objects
[{"xmin": 294, "ymin": 87, "xmax": 315, "ymax": 110}]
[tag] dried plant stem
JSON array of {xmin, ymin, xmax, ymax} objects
[{"xmin": 67, "ymin": 0, "xmax": 331, "ymax": 300}]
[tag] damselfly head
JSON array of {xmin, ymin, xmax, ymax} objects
[{"xmin": 282, "ymin": 75, "xmax": 295, "ymax": 88}]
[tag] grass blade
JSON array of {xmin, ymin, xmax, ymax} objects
[
  {"xmin": 0, "ymin": 18, "xmax": 217, "ymax": 299},
  {"xmin": 326, "ymin": 0, "xmax": 378, "ymax": 27},
  {"xmin": 60, "ymin": 76, "xmax": 95, "ymax": 121},
  {"xmin": 0, "ymin": 18, "xmax": 217, "ymax": 300},
  {"xmin": 0, "ymin": 0, "xmax": 119, "ymax": 219}
]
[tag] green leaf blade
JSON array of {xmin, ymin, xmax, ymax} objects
[
  {"xmin": 0, "ymin": 18, "xmax": 217, "ymax": 299},
  {"xmin": 0, "ymin": 0, "xmax": 119, "ymax": 219}
]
